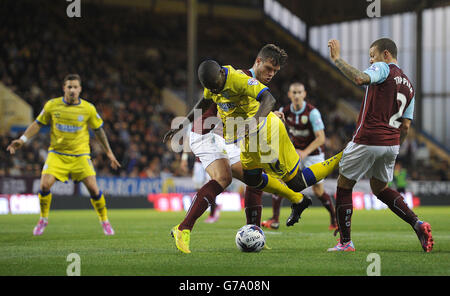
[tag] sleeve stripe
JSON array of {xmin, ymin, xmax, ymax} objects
[
  {"xmin": 35, "ymin": 119, "xmax": 48, "ymax": 126},
  {"xmin": 255, "ymin": 87, "xmax": 269, "ymax": 102}
]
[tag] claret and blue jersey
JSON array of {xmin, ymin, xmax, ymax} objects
[{"xmin": 353, "ymin": 62, "xmax": 415, "ymax": 146}]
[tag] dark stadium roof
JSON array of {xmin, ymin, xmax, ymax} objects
[{"xmin": 277, "ymin": 0, "xmax": 450, "ymax": 26}]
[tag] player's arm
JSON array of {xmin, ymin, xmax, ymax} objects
[
  {"xmin": 93, "ymin": 127, "xmax": 121, "ymax": 170},
  {"xmin": 298, "ymin": 108, "xmax": 326, "ymax": 159},
  {"xmin": 241, "ymin": 90, "xmax": 276, "ymax": 137},
  {"xmin": 6, "ymin": 121, "xmax": 42, "ymax": 154},
  {"xmin": 163, "ymin": 97, "xmax": 213, "ymax": 143},
  {"xmin": 399, "ymin": 96, "xmax": 414, "ymax": 144},
  {"xmin": 299, "ymin": 129, "xmax": 325, "ymax": 159},
  {"xmin": 328, "ymin": 39, "xmax": 371, "ymax": 86},
  {"xmin": 253, "ymin": 89, "xmax": 276, "ymax": 123},
  {"xmin": 273, "ymin": 107, "xmax": 286, "ymax": 123},
  {"xmin": 399, "ymin": 118, "xmax": 411, "ymax": 144}
]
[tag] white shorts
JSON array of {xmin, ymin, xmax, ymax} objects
[
  {"xmin": 299, "ymin": 153, "xmax": 325, "ymax": 184},
  {"xmin": 192, "ymin": 161, "xmax": 210, "ymax": 189},
  {"xmin": 339, "ymin": 141, "xmax": 399, "ymax": 182},
  {"xmin": 189, "ymin": 131, "xmax": 241, "ymax": 170}
]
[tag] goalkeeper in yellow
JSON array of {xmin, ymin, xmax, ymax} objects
[
  {"xmin": 197, "ymin": 60, "xmax": 342, "ymax": 224},
  {"xmin": 7, "ymin": 74, "xmax": 121, "ymax": 236}
]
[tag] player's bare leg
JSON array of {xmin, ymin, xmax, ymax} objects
[
  {"xmin": 33, "ymin": 174, "xmax": 56, "ymax": 236},
  {"xmin": 312, "ymin": 183, "xmax": 337, "ymax": 230},
  {"xmin": 82, "ymin": 175, "xmax": 114, "ymax": 235},
  {"xmin": 371, "ymin": 177, "xmax": 433, "ymax": 252}
]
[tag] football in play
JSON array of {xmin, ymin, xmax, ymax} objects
[{"xmin": 235, "ymin": 224, "xmax": 265, "ymax": 252}]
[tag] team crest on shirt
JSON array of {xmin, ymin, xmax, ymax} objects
[
  {"xmin": 78, "ymin": 115, "xmax": 84, "ymax": 122},
  {"xmin": 247, "ymin": 78, "xmax": 259, "ymax": 86},
  {"xmin": 301, "ymin": 115, "xmax": 308, "ymax": 124}
]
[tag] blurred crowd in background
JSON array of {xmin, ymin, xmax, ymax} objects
[{"xmin": 0, "ymin": 1, "xmax": 447, "ymax": 181}]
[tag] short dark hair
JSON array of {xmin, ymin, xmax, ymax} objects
[
  {"xmin": 63, "ymin": 74, "xmax": 82, "ymax": 86},
  {"xmin": 370, "ymin": 38, "xmax": 397, "ymax": 59},
  {"xmin": 197, "ymin": 60, "xmax": 222, "ymax": 90},
  {"xmin": 257, "ymin": 44, "xmax": 288, "ymax": 67}
]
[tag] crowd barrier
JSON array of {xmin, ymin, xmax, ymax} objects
[{"xmin": 0, "ymin": 177, "xmax": 449, "ymax": 214}]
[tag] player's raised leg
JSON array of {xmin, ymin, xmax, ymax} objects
[
  {"xmin": 300, "ymin": 151, "xmax": 343, "ymax": 188},
  {"xmin": 33, "ymin": 174, "xmax": 56, "ymax": 236},
  {"xmin": 82, "ymin": 175, "xmax": 115, "ymax": 235}
]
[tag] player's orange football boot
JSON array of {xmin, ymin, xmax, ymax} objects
[{"xmin": 261, "ymin": 218, "xmax": 280, "ymax": 230}]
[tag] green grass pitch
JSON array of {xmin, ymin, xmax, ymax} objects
[{"xmin": 0, "ymin": 206, "xmax": 449, "ymax": 276}]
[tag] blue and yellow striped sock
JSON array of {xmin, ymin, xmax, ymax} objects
[
  {"xmin": 256, "ymin": 173, "xmax": 304, "ymax": 204},
  {"xmin": 301, "ymin": 151, "xmax": 343, "ymax": 187},
  {"xmin": 38, "ymin": 190, "xmax": 52, "ymax": 219},
  {"xmin": 90, "ymin": 191, "xmax": 108, "ymax": 222}
]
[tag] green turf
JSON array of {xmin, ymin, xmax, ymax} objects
[{"xmin": 0, "ymin": 206, "xmax": 449, "ymax": 276}]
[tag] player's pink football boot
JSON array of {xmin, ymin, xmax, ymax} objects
[
  {"xmin": 204, "ymin": 205, "xmax": 221, "ymax": 223},
  {"xmin": 327, "ymin": 240, "xmax": 356, "ymax": 252},
  {"xmin": 102, "ymin": 221, "xmax": 115, "ymax": 235},
  {"xmin": 204, "ymin": 216, "xmax": 218, "ymax": 223},
  {"xmin": 33, "ymin": 218, "xmax": 48, "ymax": 236},
  {"xmin": 414, "ymin": 221, "xmax": 434, "ymax": 252}
]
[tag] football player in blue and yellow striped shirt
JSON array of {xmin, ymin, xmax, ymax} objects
[{"xmin": 7, "ymin": 74, "xmax": 121, "ymax": 236}]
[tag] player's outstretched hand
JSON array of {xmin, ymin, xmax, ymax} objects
[
  {"xmin": 328, "ymin": 39, "xmax": 341, "ymax": 62},
  {"xmin": 163, "ymin": 128, "xmax": 179, "ymax": 144},
  {"xmin": 273, "ymin": 111, "xmax": 286, "ymax": 123},
  {"xmin": 107, "ymin": 151, "xmax": 121, "ymax": 170},
  {"xmin": 6, "ymin": 139, "xmax": 24, "ymax": 155}
]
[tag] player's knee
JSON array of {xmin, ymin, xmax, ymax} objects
[
  {"xmin": 40, "ymin": 183, "xmax": 52, "ymax": 193},
  {"xmin": 214, "ymin": 174, "xmax": 232, "ymax": 189},
  {"xmin": 312, "ymin": 184, "xmax": 323, "ymax": 196}
]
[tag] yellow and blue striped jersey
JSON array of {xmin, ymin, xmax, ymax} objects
[
  {"xmin": 36, "ymin": 97, "xmax": 103, "ymax": 156},
  {"xmin": 203, "ymin": 65, "xmax": 268, "ymax": 143}
]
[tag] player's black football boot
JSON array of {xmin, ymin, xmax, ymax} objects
[{"xmin": 286, "ymin": 195, "xmax": 312, "ymax": 227}]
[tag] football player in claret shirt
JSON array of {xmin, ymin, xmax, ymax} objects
[
  {"xmin": 7, "ymin": 74, "xmax": 121, "ymax": 236},
  {"xmin": 262, "ymin": 82, "xmax": 337, "ymax": 231},
  {"xmin": 327, "ymin": 38, "xmax": 433, "ymax": 252}
]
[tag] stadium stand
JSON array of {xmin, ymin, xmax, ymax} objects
[{"xmin": 0, "ymin": 0, "xmax": 447, "ymax": 181}]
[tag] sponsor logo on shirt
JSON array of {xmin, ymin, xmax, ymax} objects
[
  {"xmin": 289, "ymin": 128, "xmax": 310, "ymax": 137},
  {"xmin": 218, "ymin": 102, "xmax": 236, "ymax": 112},
  {"xmin": 55, "ymin": 123, "xmax": 83, "ymax": 133}
]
